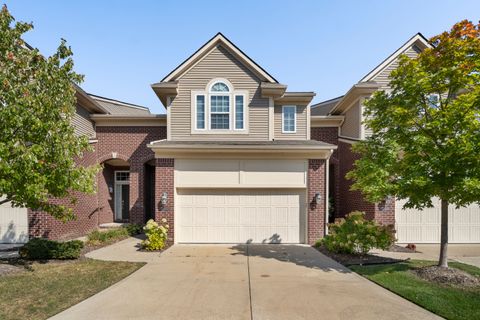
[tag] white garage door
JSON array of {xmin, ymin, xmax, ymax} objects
[
  {"xmin": 177, "ymin": 189, "xmax": 306, "ymax": 244},
  {"xmin": 0, "ymin": 199, "xmax": 29, "ymax": 243},
  {"xmin": 395, "ymin": 198, "xmax": 480, "ymax": 243}
]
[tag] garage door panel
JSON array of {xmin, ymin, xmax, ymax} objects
[
  {"xmin": 396, "ymin": 198, "xmax": 480, "ymax": 243},
  {"xmin": 178, "ymin": 189, "xmax": 304, "ymax": 243}
]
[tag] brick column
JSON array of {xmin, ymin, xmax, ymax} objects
[
  {"xmin": 307, "ymin": 159, "xmax": 326, "ymax": 245},
  {"xmin": 155, "ymin": 158, "xmax": 175, "ymax": 243},
  {"xmin": 374, "ymin": 197, "xmax": 396, "ymax": 226}
]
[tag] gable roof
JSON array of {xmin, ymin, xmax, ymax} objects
[
  {"xmin": 161, "ymin": 32, "xmax": 278, "ymax": 83},
  {"xmin": 88, "ymin": 94, "xmax": 150, "ymax": 115},
  {"xmin": 311, "ymin": 96, "xmax": 343, "ymax": 116},
  {"xmin": 359, "ymin": 33, "xmax": 432, "ymax": 83}
]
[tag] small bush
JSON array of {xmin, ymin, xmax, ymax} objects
[
  {"xmin": 19, "ymin": 238, "xmax": 84, "ymax": 260},
  {"xmin": 124, "ymin": 223, "xmax": 143, "ymax": 236},
  {"xmin": 320, "ymin": 211, "xmax": 395, "ymax": 255},
  {"xmin": 142, "ymin": 219, "xmax": 169, "ymax": 251}
]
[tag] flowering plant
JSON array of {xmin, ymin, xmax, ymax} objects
[
  {"xmin": 141, "ymin": 218, "xmax": 169, "ymax": 251},
  {"xmin": 319, "ymin": 211, "xmax": 395, "ymax": 254}
]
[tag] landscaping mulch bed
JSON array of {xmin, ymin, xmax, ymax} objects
[
  {"xmin": 412, "ymin": 265, "xmax": 480, "ymax": 288},
  {"xmin": 316, "ymin": 245, "xmax": 408, "ymax": 266}
]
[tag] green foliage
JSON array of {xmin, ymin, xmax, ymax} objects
[
  {"xmin": 124, "ymin": 223, "xmax": 143, "ymax": 236},
  {"xmin": 87, "ymin": 224, "xmax": 142, "ymax": 245},
  {"xmin": 19, "ymin": 238, "xmax": 84, "ymax": 260},
  {"xmin": 142, "ymin": 219, "xmax": 169, "ymax": 251},
  {"xmin": 321, "ymin": 211, "xmax": 395, "ymax": 255},
  {"xmin": 0, "ymin": 5, "xmax": 98, "ymax": 220},
  {"xmin": 347, "ymin": 20, "xmax": 480, "ymax": 210}
]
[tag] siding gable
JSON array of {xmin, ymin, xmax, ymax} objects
[
  {"xmin": 369, "ymin": 45, "xmax": 420, "ymax": 89},
  {"xmin": 73, "ymin": 104, "xmax": 96, "ymax": 138},
  {"xmin": 170, "ymin": 45, "xmax": 269, "ymax": 141}
]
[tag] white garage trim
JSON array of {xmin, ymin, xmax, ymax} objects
[
  {"xmin": 175, "ymin": 159, "xmax": 307, "ymax": 188},
  {"xmin": 175, "ymin": 189, "xmax": 307, "ymax": 244},
  {"xmin": 395, "ymin": 198, "xmax": 480, "ymax": 244}
]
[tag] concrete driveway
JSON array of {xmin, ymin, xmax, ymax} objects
[{"xmin": 51, "ymin": 242, "xmax": 439, "ymax": 320}]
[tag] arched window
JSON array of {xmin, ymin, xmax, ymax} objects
[
  {"xmin": 193, "ymin": 79, "xmax": 247, "ymax": 132},
  {"xmin": 209, "ymin": 82, "xmax": 231, "ymax": 129},
  {"xmin": 210, "ymin": 82, "xmax": 230, "ymax": 92}
]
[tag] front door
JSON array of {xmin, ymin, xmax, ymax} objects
[{"xmin": 114, "ymin": 171, "xmax": 130, "ymax": 221}]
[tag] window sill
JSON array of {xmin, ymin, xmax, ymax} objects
[{"xmin": 191, "ymin": 129, "xmax": 249, "ymax": 135}]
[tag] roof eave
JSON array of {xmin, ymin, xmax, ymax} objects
[
  {"xmin": 151, "ymin": 81, "xmax": 179, "ymax": 107},
  {"xmin": 274, "ymin": 92, "xmax": 316, "ymax": 105},
  {"xmin": 329, "ymin": 83, "xmax": 380, "ymax": 115}
]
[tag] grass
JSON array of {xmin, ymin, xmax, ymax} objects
[
  {"xmin": 0, "ymin": 259, "xmax": 144, "ymax": 320},
  {"xmin": 87, "ymin": 224, "xmax": 142, "ymax": 246},
  {"xmin": 350, "ymin": 260, "xmax": 480, "ymax": 320}
]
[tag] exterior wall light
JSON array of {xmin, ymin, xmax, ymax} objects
[
  {"xmin": 108, "ymin": 186, "xmax": 113, "ymax": 194},
  {"xmin": 160, "ymin": 192, "xmax": 168, "ymax": 206},
  {"xmin": 314, "ymin": 192, "xmax": 321, "ymax": 204}
]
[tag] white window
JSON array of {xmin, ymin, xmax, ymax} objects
[
  {"xmin": 235, "ymin": 95, "xmax": 244, "ymax": 130},
  {"xmin": 195, "ymin": 95, "xmax": 205, "ymax": 129},
  {"xmin": 282, "ymin": 105, "xmax": 296, "ymax": 133},
  {"xmin": 427, "ymin": 94, "xmax": 440, "ymax": 108},
  {"xmin": 192, "ymin": 79, "xmax": 248, "ymax": 133}
]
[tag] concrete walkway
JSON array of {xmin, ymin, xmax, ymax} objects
[
  {"xmin": 372, "ymin": 244, "xmax": 480, "ymax": 267},
  {"xmin": 51, "ymin": 240, "xmax": 440, "ymax": 320}
]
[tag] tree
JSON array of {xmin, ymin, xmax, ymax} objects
[
  {"xmin": 0, "ymin": 6, "xmax": 98, "ymax": 221},
  {"xmin": 346, "ymin": 20, "xmax": 480, "ymax": 268}
]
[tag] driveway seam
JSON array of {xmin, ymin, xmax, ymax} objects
[{"xmin": 246, "ymin": 244, "xmax": 253, "ymax": 320}]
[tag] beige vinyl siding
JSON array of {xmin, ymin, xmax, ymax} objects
[
  {"xmin": 170, "ymin": 45, "xmax": 269, "ymax": 141},
  {"xmin": 340, "ymin": 101, "xmax": 361, "ymax": 139},
  {"xmin": 371, "ymin": 46, "xmax": 419, "ymax": 89},
  {"xmin": 73, "ymin": 105, "xmax": 96, "ymax": 138},
  {"xmin": 273, "ymin": 105, "xmax": 308, "ymax": 140}
]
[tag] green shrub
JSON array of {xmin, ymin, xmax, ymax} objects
[
  {"xmin": 141, "ymin": 219, "xmax": 169, "ymax": 251},
  {"xmin": 19, "ymin": 238, "xmax": 84, "ymax": 260},
  {"xmin": 320, "ymin": 211, "xmax": 395, "ymax": 255},
  {"xmin": 87, "ymin": 224, "xmax": 144, "ymax": 246},
  {"xmin": 124, "ymin": 223, "xmax": 143, "ymax": 236}
]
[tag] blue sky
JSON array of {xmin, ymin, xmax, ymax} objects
[{"xmin": 4, "ymin": 0, "xmax": 480, "ymax": 114}]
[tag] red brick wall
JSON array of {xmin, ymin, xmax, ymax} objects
[
  {"xmin": 29, "ymin": 126, "xmax": 167, "ymax": 240},
  {"xmin": 311, "ymin": 127, "xmax": 340, "ymax": 218},
  {"xmin": 154, "ymin": 159, "xmax": 174, "ymax": 243},
  {"xmin": 338, "ymin": 140, "xmax": 375, "ymax": 219},
  {"xmin": 96, "ymin": 126, "xmax": 167, "ymax": 225},
  {"xmin": 307, "ymin": 159, "xmax": 326, "ymax": 244},
  {"xmin": 28, "ymin": 146, "xmax": 100, "ymax": 240}
]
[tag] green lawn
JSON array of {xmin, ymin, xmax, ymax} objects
[
  {"xmin": 0, "ymin": 259, "xmax": 144, "ymax": 320},
  {"xmin": 350, "ymin": 260, "xmax": 480, "ymax": 320}
]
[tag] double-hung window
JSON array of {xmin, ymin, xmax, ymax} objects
[
  {"xmin": 193, "ymin": 79, "xmax": 247, "ymax": 133},
  {"xmin": 282, "ymin": 105, "xmax": 296, "ymax": 133}
]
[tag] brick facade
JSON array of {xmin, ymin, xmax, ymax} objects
[
  {"xmin": 307, "ymin": 159, "xmax": 326, "ymax": 244},
  {"xmin": 28, "ymin": 126, "xmax": 167, "ymax": 240},
  {"xmin": 154, "ymin": 159, "xmax": 175, "ymax": 243},
  {"xmin": 311, "ymin": 127, "xmax": 340, "ymax": 219},
  {"xmin": 28, "ymin": 147, "xmax": 99, "ymax": 240},
  {"xmin": 337, "ymin": 140, "xmax": 395, "ymax": 225}
]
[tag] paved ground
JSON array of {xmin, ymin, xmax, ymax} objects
[
  {"xmin": 372, "ymin": 244, "xmax": 480, "ymax": 267},
  {"xmin": 51, "ymin": 240, "xmax": 439, "ymax": 320},
  {"xmin": 0, "ymin": 243, "xmax": 22, "ymax": 259}
]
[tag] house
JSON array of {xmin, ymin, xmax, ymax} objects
[{"xmin": 1, "ymin": 33, "xmax": 478, "ymax": 244}]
